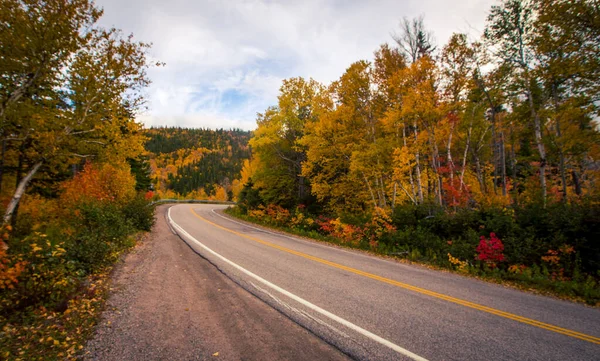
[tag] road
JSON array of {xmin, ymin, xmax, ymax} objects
[
  {"xmin": 84, "ymin": 205, "xmax": 348, "ymax": 361},
  {"xmin": 168, "ymin": 204, "xmax": 600, "ymax": 361}
]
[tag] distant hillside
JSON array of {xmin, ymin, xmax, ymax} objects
[{"xmin": 144, "ymin": 127, "xmax": 252, "ymax": 199}]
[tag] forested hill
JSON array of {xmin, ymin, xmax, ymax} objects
[{"xmin": 144, "ymin": 127, "xmax": 252, "ymax": 199}]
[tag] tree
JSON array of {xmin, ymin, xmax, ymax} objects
[
  {"xmin": 250, "ymin": 77, "xmax": 322, "ymax": 208},
  {"xmin": 532, "ymin": 0, "xmax": 600, "ymax": 199},
  {"xmin": 0, "ymin": 0, "xmax": 156, "ymax": 224},
  {"xmin": 237, "ymin": 179, "xmax": 262, "ymax": 214},
  {"xmin": 485, "ymin": 0, "xmax": 548, "ymax": 202},
  {"xmin": 129, "ymin": 156, "xmax": 153, "ymax": 191},
  {"xmin": 439, "ymin": 33, "xmax": 478, "ymax": 204},
  {"xmin": 391, "ymin": 16, "xmax": 436, "ymax": 63}
]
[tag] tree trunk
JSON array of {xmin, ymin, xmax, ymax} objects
[
  {"xmin": 3, "ymin": 161, "xmax": 43, "ymax": 225},
  {"xmin": 374, "ymin": 176, "xmax": 383, "ymax": 207},
  {"xmin": 527, "ymin": 89, "xmax": 547, "ymax": 204},
  {"xmin": 298, "ymin": 174, "xmax": 306, "ymax": 201},
  {"xmin": 413, "ymin": 122, "xmax": 424, "ymax": 203},
  {"xmin": 428, "ymin": 127, "xmax": 443, "ymax": 206},
  {"xmin": 403, "ymin": 125, "xmax": 417, "ymax": 201},
  {"xmin": 459, "ymin": 116, "xmax": 473, "ymax": 190},
  {"xmin": 380, "ymin": 175, "xmax": 387, "ymax": 208},
  {"xmin": 474, "ymin": 154, "xmax": 485, "ymax": 194},
  {"xmin": 433, "ymin": 143, "xmax": 443, "ymax": 206},
  {"xmin": 509, "ymin": 129, "xmax": 518, "ymax": 204},
  {"xmin": 362, "ymin": 172, "xmax": 377, "ymax": 208},
  {"xmin": 572, "ymin": 170, "xmax": 582, "ymax": 196},
  {"xmin": 554, "ymin": 111, "xmax": 568, "ymax": 202},
  {"xmin": 490, "ymin": 109, "xmax": 499, "ymax": 195},
  {"xmin": 500, "ymin": 130, "xmax": 507, "ymax": 196},
  {"xmin": 558, "ymin": 153, "xmax": 567, "ymax": 201},
  {"xmin": 533, "ymin": 112, "xmax": 547, "ymax": 204},
  {"xmin": 447, "ymin": 121, "xmax": 455, "ymax": 205}
]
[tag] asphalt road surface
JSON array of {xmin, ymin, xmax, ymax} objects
[{"xmin": 168, "ymin": 204, "xmax": 600, "ymax": 361}]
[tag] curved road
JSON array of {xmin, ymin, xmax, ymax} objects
[{"xmin": 168, "ymin": 204, "xmax": 599, "ymax": 361}]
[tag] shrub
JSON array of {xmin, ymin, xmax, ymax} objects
[
  {"xmin": 476, "ymin": 232, "xmax": 505, "ymax": 269},
  {"xmin": 1, "ymin": 233, "xmax": 78, "ymax": 314},
  {"xmin": 237, "ymin": 180, "xmax": 263, "ymax": 214},
  {"xmin": 123, "ymin": 193, "xmax": 156, "ymax": 231},
  {"xmin": 65, "ymin": 201, "xmax": 135, "ymax": 273},
  {"xmin": 0, "ymin": 226, "xmax": 26, "ymax": 292}
]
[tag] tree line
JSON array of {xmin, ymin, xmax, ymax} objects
[
  {"xmin": 145, "ymin": 127, "xmax": 252, "ymax": 200},
  {"xmin": 247, "ymin": 0, "xmax": 599, "ymax": 213}
]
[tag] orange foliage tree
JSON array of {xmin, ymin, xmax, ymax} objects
[{"xmin": 61, "ymin": 162, "xmax": 136, "ymax": 208}]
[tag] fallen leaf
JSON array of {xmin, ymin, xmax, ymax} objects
[{"xmin": 212, "ymin": 352, "xmax": 219, "ymax": 357}]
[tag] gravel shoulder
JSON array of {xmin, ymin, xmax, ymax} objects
[{"xmin": 83, "ymin": 205, "xmax": 349, "ymax": 361}]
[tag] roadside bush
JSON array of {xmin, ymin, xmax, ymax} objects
[
  {"xmin": 1, "ymin": 233, "xmax": 78, "ymax": 315},
  {"xmin": 0, "ymin": 161, "xmax": 156, "ymax": 318},
  {"xmin": 237, "ymin": 179, "xmax": 263, "ymax": 214},
  {"xmin": 61, "ymin": 162, "xmax": 136, "ymax": 208},
  {"xmin": 123, "ymin": 193, "xmax": 156, "ymax": 231},
  {"xmin": 65, "ymin": 201, "xmax": 135, "ymax": 273}
]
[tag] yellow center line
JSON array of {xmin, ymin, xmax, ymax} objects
[{"xmin": 190, "ymin": 207, "xmax": 600, "ymax": 345}]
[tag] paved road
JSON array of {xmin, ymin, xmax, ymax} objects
[{"xmin": 169, "ymin": 204, "xmax": 600, "ymax": 361}]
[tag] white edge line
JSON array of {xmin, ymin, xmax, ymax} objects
[{"xmin": 168, "ymin": 206, "xmax": 428, "ymax": 361}]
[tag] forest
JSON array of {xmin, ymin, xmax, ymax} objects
[
  {"xmin": 145, "ymin": 127, "xmax": 252, "ymax": 200},
  {"xmin": 233, "ymin": 0, "xmax": 600, "ymax": 302}
]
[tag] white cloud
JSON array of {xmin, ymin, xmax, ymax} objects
[{"xmin": 96, "ymin": 0, "xmax": 497, "ymax": 130}]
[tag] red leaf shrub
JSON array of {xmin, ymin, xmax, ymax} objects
[{"xmin": 476, "ymin": 232, "xmax": 504, "ymax": 268}]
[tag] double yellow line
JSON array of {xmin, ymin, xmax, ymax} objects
[{"xmin": 190, "ymin": 208, "xmax": 600, "ymax": 345}]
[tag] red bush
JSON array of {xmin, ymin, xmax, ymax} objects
[{"xmin": 476, "ymin": 232, "xmax": 504, "ymax": 268}]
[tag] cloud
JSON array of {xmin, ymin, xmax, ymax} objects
[{"xmin": 96, "ymin": 0, "xmax": 496, "ymax": 130}]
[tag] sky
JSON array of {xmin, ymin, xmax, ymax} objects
[{"xmin": 96, "ymin": 0, "xmax": 497, "ymax": 131}]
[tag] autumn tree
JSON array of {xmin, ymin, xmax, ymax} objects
[
  {"xmin": 243, "ymin": 0, "xmax": 600, "ymax": 219},
  {"xmin": 250, "ymin": 77, "xmax": 323, "ymax": 208},
  {"xmin": 301, "ymin": 61, "xmax": 391, "ymax": 212},
  {"xmin": 438, "ymin": 33, "xmax": 478, "ymax": 205},
  {"xmin": 0, "ymin": 0, "xmax": 156, "ymax": 224}
]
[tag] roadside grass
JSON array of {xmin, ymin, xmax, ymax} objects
[
  {"xmin": 223, "ymin": 207, "xmax": 600, "ymax": 306},
  {"xmin": 0, "ymin": 234, "xmax": 141, "ymax": 361}
]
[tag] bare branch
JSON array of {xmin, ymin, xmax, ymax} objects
[
  {"xmin": 71, "ymin": 129, "xmax": 97, "ymax": 135},
  {"xmin": 82, "ymin": 140, "xmax": 106, "ymax": 145}
]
